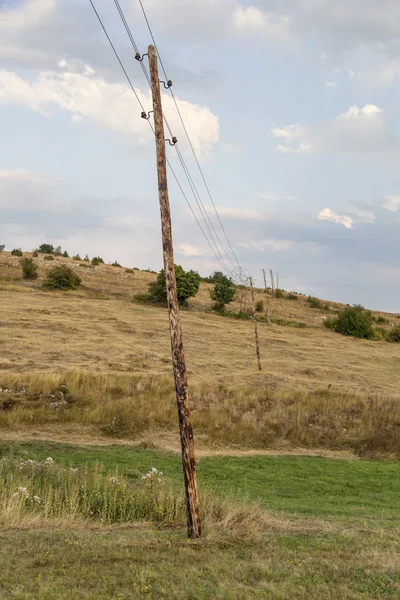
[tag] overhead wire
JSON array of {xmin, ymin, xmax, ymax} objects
[
  {"xmin": 88, "ymin": 0, "xmax": 231, "ymax": 275},
  {"xmin": 137, "ymin": 0, "xmax": 242, "ymax": 272},
  {"xmin": 112, "ymin": 0, "xmax": 232, "ymax": 274}
]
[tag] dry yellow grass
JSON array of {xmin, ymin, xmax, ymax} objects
[{"xmin": 1, "ymin": 251, "xmax": 399, "ymax": 456}]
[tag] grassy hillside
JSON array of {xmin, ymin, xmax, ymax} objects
[{"xmin": 1, "ymin": 250, "xmax": 399, "ymax": 598}]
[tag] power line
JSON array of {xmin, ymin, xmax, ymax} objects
[
  {"xmin": 137, "ymin": 0, "xmax": 242, "ymax": 272},
  {"xmin": 111, "ymin": 0, "xmax": 233, "ymax": 274},
  {"xmin": 88, "ymin": 0, "xmax": 231, "ymax": 276}
]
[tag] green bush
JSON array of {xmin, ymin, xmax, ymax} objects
[
  {"xmin": 125, "ymin": 268, "xmax": 134, "ymax": 274},
  {"xmin": 44, "ymin": 255, "xmax": 54, "ymax": 261},
  {"xmin": 44, "ymin": 265, "xmax": 81, "ymax": 290},
  {"xmin": 147, "ymin": 265, "xmax": 200, "ymax": 307},
  {"xmin": 210, "ymin": 275, "xmax": 235, "ymax": 310},
  {"xmin": 376, "ymin": 316, "xmax": 388, "ymax": 324},
  {"xmin": 134, "ymin": 293, "xmax": 152, "ymax": 304},
  {"xmin": 54, "ymin": 246, "xmax": 62, "ymax": 256},
  {"xmin": 323, "ymin": 304, "xmax": 375, "ymax": 339},
  {"xmin": 275, "ymin": 289, "xmax": 284, "ymax": 299},
  {"xmin": 0, "ymin": 244, "xmax": 5, "ymax": 252},
  {"xmin": 62, "ymin": 251, "xmax": 69, "ymax": 258},
  {"xmin": 32, "ymin": 251, "xmax": 39, "ymax": 258},
  {"xmin": 307, "ymin": 296, "xmax": 322, "ymax": 309},
  {"xmin": 203, "ymin": 271, "xmax": 226, "ymax": 284},
  {"xmin": 92, "ymin": 256, "xmax": 104, "ymax": 266},
  {"xmin": 112, "ymin": 261, "xmax": 122, "ymax": 267},
  {"xmin": 72, "ymin": 254, "xmax": 81, "ymax": 261},
  {"xmin": 11, "ymin": 248, "xmax": 23, "ymax": 257},
  {"xmin": 20, "ymin": 258, "xmax": 38, "ymax": 280},
  {"xmin": 286, "ymin": 292, "xmax": 298, "ymax": 300},
  {"xmin": 255, "ymin": 299, "xmax": 264, "ymax": 312},
  {"xmin": 387, "ymin": 325, "xmax": 400, "ymax": 343},
  {"xmin": 84, "ymin": 254, "xmax": 90, "ymax": 262},
  {"xmin": 38, "ymin": 244, "xmax": 54, "ymax": 254}
]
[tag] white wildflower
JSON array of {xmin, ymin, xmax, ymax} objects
[
  {"xmin": 15, "ymin": 487, "xmax": 29, "ymax": 498},
  {"xmin": 44, "ymin": 457, "xmax": 53, "ymax": 465},
  {"xmin": 70, "ymin": 468, "xmax": 79, "ymax": 474},
  {"xmin": 109, "ymin": 476, "xmax": 120, "ymax": 485},
  {"xmin": 33, "ymin": 495, "xmax": 41, "ymax": 504}
]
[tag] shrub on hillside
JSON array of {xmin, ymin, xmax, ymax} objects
[
  {"xmin": 73, "ymin": 254, "xmax": 81, "ymax": 261},
  {"xmin": 323, "ymin": 304, "xmax": 375, "ymax": 339},
  {"xmin": 54, "ymin": 246, "xmax": 62, "ymax": 256},
  {"xmin": 210, "ymin": 275, "xmax": 235, "ymax": 310},
  {"xmin": 275, "ymin": 289, "xmax": 284, "ymax": 299},
  {"xmin": 387, "ymin": 325, "xmax": 400, "ymax": 343},
  {"xmin": 44, "ymin": 265, "xmax": 81, "ymax": 290},
  {"xmin": 44, "ymin": 255, "xmax": 54, "ymax": 261},
  {"xmin": 255, "ymin": 300, "xmax": 264, "ymax": 312},
  {"xmin": 112, "ymin": 261, "xmax": 122, "ymax": 267},
  {"xmin": 286, "ymin": 292, "xmax": 298, "ymax": 300},
  {"xmin": 11, "ymin": 248, "xmax": 23, "ymax": 256},
  {"xmin": 32, "ymin": 251, "xmax": 39, "ymax": 257},
  {"xmin": 84, "ymin": 254, "xmax": 90, "ymax": 262},
  {"xmin": 20, "ymin": 258, "xmax": 38, "ymax": 280},
  {"xmin": 38, "ymin": 244, "xmax": 54, "ymax": 254},
  {"xmin": 92, "ymin": 256, "xmax": 104, "ymax": 266},
  {"xmin": 125, "ymin": 268, "xmax": 134, "ymax": 274},
  {"xmin": 62, "ymin": 251, "xmax": 69, "ymax": 258},
  {"xmin": 0, "ymin": 244, "xmax": 5, "ymax": 252},
  {"xmin": 203, "ymin": 271, "xmax": 226, "ymax": 284},
  {"xmin": 146, "ymin": 265, "xmax": 200, "ymax": 307},
  {"xmin": 307, "ymin": 296, "xmax": 322, "ymax": 309}
]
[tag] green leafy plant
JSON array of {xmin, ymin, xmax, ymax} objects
[
  {"xmin": 11, "ymin": 248, "xmax": 23, "ymax": 257},
  {"xmin": 275, "ymin": 289, "xmax": 284, "ymax": 299},
  {"xmin": 0, "ymin": 244, "xmax": 5, "ymax": 252},
  {"xmin": 44, "ymin": 255, "xmax": 54, "ymax": 261},
  {"xmin": 255, "ymin": 299, "xmax": 264, "ymax": 312},
  {"xmin": 125, "ymin": 268, "xmax": 134, "ymax": 274},
  {"xmin": 32, "ymin": 251, "xmax": 39, "ymax": 258},
  {"xmin": 44, "ymin": 265, "xmax": 81, "ymax": 290},
  {"xmin": 387, "ymin": 325, "xmax": 400, "ymax": 343},
  {"xmin": 20, "ymin": 258, "xmax": 38, "ymax": 280},
  {"xmin": 54, "ymin": 246, "xmax": 62, "ymax": 256},
  {"xmin": 307, "ymin": 296, "xmax": 322, "ymax": 309},
  {"xmin": 147, "ymin": 265, "xmax": 200, "ymax": 306},
  {"xmin": 72, "ymin": 254, "xmax": 81, "ymax": 261},
  {"xmin": 62, "ymin": 251, "xmax": 69, "ymax": 258},
  {"xmin": 376, "ymin": 316, "xmax": 388, "ymax": 324},
  {"xmin": 38, "ymin": 244, "xmax": 54, "ymax": 254},
  {"xmin": 112, "ymin": 261, "xmax": 122, "ymax": 267},
  {"xmin": 84, "ymin": 254, "xmax": 90, "ymax": 262},
  {"xmin": 203, "ymin": 271, "xmax": 227, "ymax": 284},
  {"xmin": 91, "ymin": 256, "xmax": 104, "ymax": 266},
  {"xmin": 323, "ymin": 304, "xmax": 375, "ymax": 339},
  {"xmin": 210, "ymin": 275, "xmax": 235, "ymax": 310}
]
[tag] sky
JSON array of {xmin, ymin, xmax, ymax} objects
[{"xmin": 1, "ymin": 0, "xmax": 400, "ymax": 311}]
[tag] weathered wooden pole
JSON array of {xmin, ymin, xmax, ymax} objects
[
  {"xmin": 270, "ymin": 269, "xmax": 275, "ymax": 303},
  {"xmin": 262, "ymin": 268, "xmax": 270, "ymax": 323},
  {"xmin": 148, "ymin": 44, "xmax": 201, "ymax": 539},
  {"xmin": 250, "ymin": 276, "xmax": 262, "ymax": 371}
]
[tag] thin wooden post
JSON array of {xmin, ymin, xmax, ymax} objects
[
  {"xmin": 276, "ymin": 272, "xmax": 280, "ymax": 292},
  {"xmin": 148, "ymin": 44, "xmax": 201, "ymax": 539},
  {"xmin": 250, "ymin": 276, "xmax": 262, "ymax": 371},
  {"xmin": 270, "ymin": 269, "xmax": 275, "ymax": 303},
  {"xmin": 262, "ymin": 268, "xmax": 270, "ymax": 323}
]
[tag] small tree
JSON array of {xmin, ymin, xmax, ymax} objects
[
  {"xmin": 54, "ymin": 245, "xmax": 62, "ymax": 256},
  {"xmin": 210, "ymin": 275, "xmax": 235, "ymax": 310},
  {"xmin": 38, "ymin": 244, "xmax": 55, "ymax": 254},
  {"xmin": 387, "ymin": 325, "xmax": 400, "ymax": 343},
  {"xmin": 62, "ymin": 251, "xmax": 69, "ymax": 258},
  {"xmin": 0, "ymin": 244, "xmax": 5, "ymax": 252},
  {"xmin": 44, "ymin": 265, "xmax": 81, "ymax": 290},
  {"xmin": 92, "ymin": 256, "xmax": 104, "ymax": 266},
  {"xmin": 255, "ymin": 299, "xmax": 264, "ymax": 312},
  {"xmin": 324, "ymin": 304, "xmax": 375, "ymax": 339},
  {"xmin": 20, "ymin": 257, "xmax": 38, "ymax": 280},
  {"xmin": 73, "ymin": 254, "xmax": 81, "ymax": 261},
  {"xmin": 148, "ymin": 265, "xmax": 200, "ymax": 306},
  {"xmin": 11, "ymin": 248, "xmax": 23, "ymax": 256},
  {"xmin": 84, "ymin": 254, "xmax": 90, "ymax": 262}
]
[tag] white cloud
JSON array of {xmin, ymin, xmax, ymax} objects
[
  {"xmin": 0, "ymin": 66, "xmax": 219, "ymax": 160},
  {"xmin": 0, "ymin": 169, "xmax": 59, "ymax": 211},
  {"xmin": 318, "ymin": 208, "xmax": 354, "ymax": 229},
  {"xmin": 324, "ymin": 80, "xmax": 338, "ymax": 88},
  {"xmin": 176, "ymin": 243, "xmax": 203, "ymax": 257},
  {"xmin": 272, "ymin": 104, "xmax": 395, "ymax": 156},
  {"xmin": 382, "ymin": 196, "xmax": 400, "ymax": 212}
]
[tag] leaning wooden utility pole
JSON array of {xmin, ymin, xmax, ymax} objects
[
  {"xmin": 270, "ymin": 269, "xmax": 275, "ymax": 303},
  {"xmin": 250, "ymin": 276, "xmax": 262, "ymax": 371},
  {"xmin": 148, "ymin": 45, "xmax": 201, "ymax": 539}
]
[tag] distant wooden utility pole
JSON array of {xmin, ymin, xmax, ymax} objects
[
  {"xmin": 262, "ymin": 269, "xmax": 270, "ymax": 323},
  {"xmin": 270, "ymin": 269, "xmax": 275, "ymax": 302},
  {"xmin": 250, "ymin": 276, "xmax": 262, "ymax": 371},
  {"xmin": 148, "ymin": 44, "xmax": 201, "ymax": 539}
]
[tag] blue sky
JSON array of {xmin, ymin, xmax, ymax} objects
[{"xmin": 1, "ymin": 0, "xmax": 400, "ymax": 310}]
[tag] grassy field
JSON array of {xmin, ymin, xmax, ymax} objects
[{"xmin": 0, "ymin": 251, "xmax": 400, "ymax": 598}]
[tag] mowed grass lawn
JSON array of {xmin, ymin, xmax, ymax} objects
[{"xmin": 0, "ymin": 441, "xmax": 399, "ymax": 599}]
